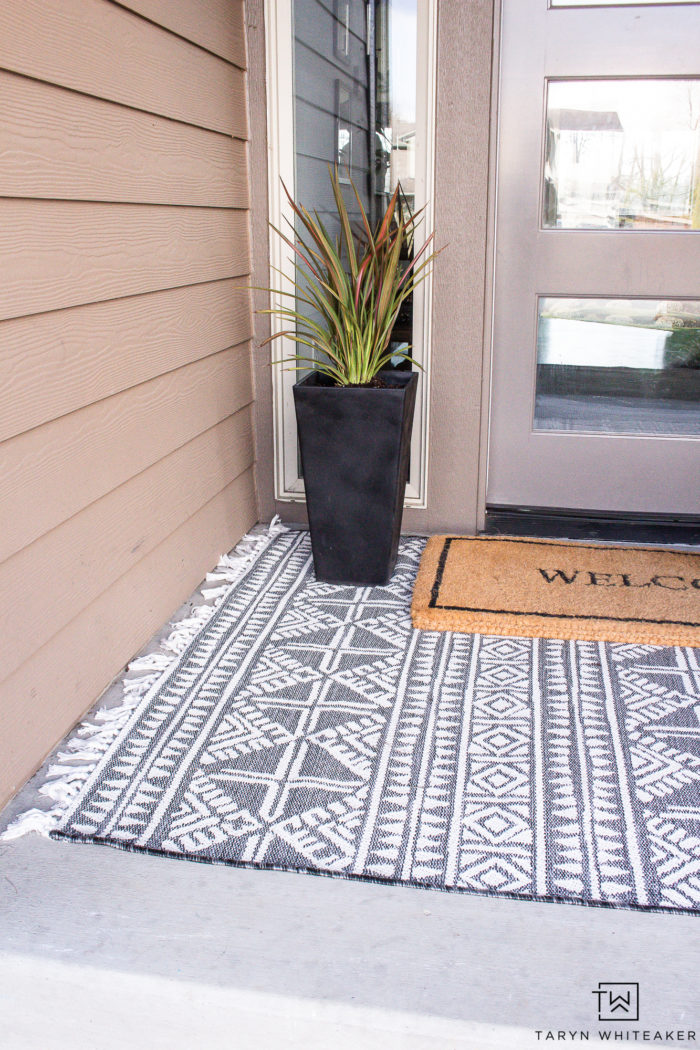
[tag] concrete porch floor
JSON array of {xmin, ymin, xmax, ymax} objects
[{"xmin": 1, "ymin": 528, "xmax": 699, "ymax": 1049}]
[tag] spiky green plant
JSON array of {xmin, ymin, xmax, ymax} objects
[{"xmin": 260, "ymin": 168, "xmax": 439, "ymax": 386}]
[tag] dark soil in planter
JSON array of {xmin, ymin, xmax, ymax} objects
[{"xmin": 344, "ymin": 377, "xmax": 389, "ymax": 389}]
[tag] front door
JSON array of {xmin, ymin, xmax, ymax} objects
[{"xmin": 488, "ymin": 0, "xmax": 700, "ymax": 518}]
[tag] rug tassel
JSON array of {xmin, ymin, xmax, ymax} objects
[{"xmin": 1, "ymin": 518, "xmax": 287, "ymax": 841}]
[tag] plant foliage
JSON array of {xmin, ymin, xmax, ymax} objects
[{"xmin": 260, "ymin": 167, "xmax": 439, "ymax": 386}]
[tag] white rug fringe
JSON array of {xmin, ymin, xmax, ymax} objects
[{"xmin": 1, "ymin": 517, "xmax": 287, "ymax": 842}]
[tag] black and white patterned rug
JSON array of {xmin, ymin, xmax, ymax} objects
[{"xmin": 50, "ymin": 529, "xmax": 700, "ymax": 912}]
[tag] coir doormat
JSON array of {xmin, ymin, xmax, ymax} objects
[{"xmin": 412, "ymin": 536, "xmax": 700, "ymax": 646}]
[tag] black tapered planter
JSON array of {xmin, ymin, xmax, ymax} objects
[{"xmin": 293, "ymin": 369, "xmax": 418, "ymax": 585}]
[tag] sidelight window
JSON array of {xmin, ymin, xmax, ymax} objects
[{"xmin": 266, "ymin": 0, "xmax": 437, "ymax": 505}]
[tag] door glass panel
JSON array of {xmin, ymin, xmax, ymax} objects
[
  {"xmin": 535, "ymin": 297, "xmax": 700, "ymax": 435},
  {"xmin": 543, "ymin": 79, "xmax": 700, "ymax": 229}
]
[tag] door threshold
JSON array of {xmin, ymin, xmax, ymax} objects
[{"xmin": 484, "ymin": 507, "xmax": 700, "ymax": 546}]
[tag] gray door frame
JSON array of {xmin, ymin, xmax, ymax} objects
[{"xmin": 487, "ymin": 0, "xmax": 700, "ymax": 516}]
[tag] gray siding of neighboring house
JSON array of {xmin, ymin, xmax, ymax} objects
[
  {"xmin": 0, "ymin": 0, "xmax": 257, "ymax": 807},
  {"xmin": 294, "ymin": 0, "xmax": 372, "ymax": 224}
]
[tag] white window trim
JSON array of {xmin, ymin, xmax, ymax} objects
[{"xmin": 264, "ymin": 0, "xmax": 437, "ymax": 507}]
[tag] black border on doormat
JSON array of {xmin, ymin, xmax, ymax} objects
[{"xmin": 428, "ymin": 536, "xmax": 700, "ymax": 628}]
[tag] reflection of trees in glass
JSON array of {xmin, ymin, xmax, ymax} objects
[
  {"xmin": 664, "ymin": 328, "xmax": 700, "ymax": 369},
  {"xmin": 541, "ymin": 298, "xmax": 700, "ymax": 329},
  {"xmin": 624, "ymin": 147, "xmax": 685, "ymax": 213},
  {"xmin": 545, "ymin": 81, "xmax": 700, "ymax": 229},
  {"xmin": 544, "ymin": 108, "xmax": 624, "ymax": 227},
  {"xmin": 687, "ymin": 85, "xmax": 700, "ymax": 229},
  {"xmin": 540, "ymin": 298, "xmax": 663, "ymax": 328}
]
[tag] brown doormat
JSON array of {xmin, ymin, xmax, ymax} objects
[{"xmin": 411, "ymin": 535, "xmax": 700, "ymax": 646}]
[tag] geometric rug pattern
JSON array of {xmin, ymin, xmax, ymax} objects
[{"xmin": 53, "ymin": 531, "xmax": 700, "ymax": 913}]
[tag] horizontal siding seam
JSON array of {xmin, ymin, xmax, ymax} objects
[
  {"xmin": 107, "ymin": 0, "xmax": 248, "ymax": 72},
  {"xmin": 0, "ymin": 457, "xmax": 256, "ymax": 690},
  {"xmin": 0, "ymin": 196, "xmax": 249, "ymax": 210},
  {"xmin": 0, "ymin": 197, "xmax": 249, "ymax": 212},
  {"xmin": 0, "ymin": 273, "xmax": 253, "ymax": 327},
  {"xmin": 0, "ymin": 339, "xmax": 255, "ymax": 451},
  {"xmin": 0, "ymin": 275, "xmax": 251, "ymax": 327},
  {"xmin": 0, "ymin": 293, "xmax": 254, "ymax": 444},
  {"xmin": 0, "ymin": 67, "xmax": 250, "ymax": 142},
  {"xmin": 0, "ymin": 465, "xmax": 256, "ymax": 696},
  {"xmin": 0, "ymin": 355, "xmax": 256, "ymax": 562},
  {"xmin": 0, "ymin": 478, "xmax": 259, "ymax": 807}
]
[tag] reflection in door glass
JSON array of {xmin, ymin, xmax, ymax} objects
[
  {"xmin": 543, "ymin": 80, "xmax": 700, "ymax": 230},
  {"xmin": 534, "ymin": 298, "xmax": 700, "ymax": 435}
]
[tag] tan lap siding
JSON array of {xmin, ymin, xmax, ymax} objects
[
  {"xmin": 2, "ymin": 471, "xmax": 257, "ymax": 808},
  {"xmin": 0, "ymin": 0, "xmax": 256, "ymax": 806}
]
